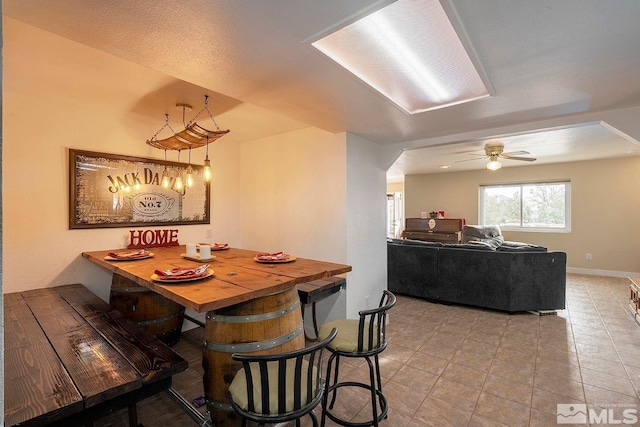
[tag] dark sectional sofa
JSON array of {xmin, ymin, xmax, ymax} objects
[{"xmin": 387, "ymin": 225, "xmax": 566, "ymax": 312}]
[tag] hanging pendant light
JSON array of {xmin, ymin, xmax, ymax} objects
[
  {"xmin": 161, "ymin": 170, "xmax": 171, "ymax": 188},
  {"xmin": 175, "ymin": 150, "xmax": 184, "ymax": 190},
  {"xmin": 146, "ymin": 95, "xmax": 229, "ymax": 190},
  {"xmin": 203, "ymin": 135, "xmax": 212, "ymax": 182},
  {"xmin": 185, "ymin": 165, "xmax": 194, "ymax": 187},
  {"xmin": 186, "ymin": 146, "xmax": 194, "ymax": 187},
  {"xmin": 161, "ymin": 149, "xmax": 171, "ymax": 188}
]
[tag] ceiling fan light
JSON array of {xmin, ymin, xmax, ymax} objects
[{"xmin": 486, "ymin": 158, "xmax": 502, "ymax": 171}]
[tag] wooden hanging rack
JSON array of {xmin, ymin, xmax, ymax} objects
[{"xmin": 146, "ymin": 96, "xmax": 230, "ymax": 151}]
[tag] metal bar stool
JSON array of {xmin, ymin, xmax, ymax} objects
[
  {"xmin": 229, "ymin": 328, "xmax": 338, "ymax": 427},
  {"xmin": 319, "ymin": 291, "xmax": 396, "ymax": 427}
]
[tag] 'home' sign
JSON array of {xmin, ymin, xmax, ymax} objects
[{"xmin": 127, "ymin": 229, "xmax": 179, "ymax": 248}]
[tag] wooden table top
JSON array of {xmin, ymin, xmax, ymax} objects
[
  {"xmin": 82, "ymin": 246, "xmax": 352, "ymax": 313},
  {"xmin": 4, "ymin": 284, "xmax": 187, "ymax": 427}
]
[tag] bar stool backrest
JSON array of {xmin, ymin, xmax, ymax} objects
[
  {"xmin": 230, "ymin": 328, "xmax": 338, "ymax": 423},
  {"xmin": 355, "ymin": 290, "xmax": 397, "ymax": 355}
]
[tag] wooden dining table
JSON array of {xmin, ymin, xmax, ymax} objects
[
  {"xmin": 4, "ymin": 284, "xmax": 188, "ymax": 427},
  {"xmin": 82, "ymin": 245, "xmax": 351, "ymax": 426}
]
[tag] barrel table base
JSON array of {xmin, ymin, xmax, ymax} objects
[
  {"xmin": 109, "ymin": 274, "xmax": 185, "ymax": 346},
  {"xmin": 202, "ymin": 286, "xmax": 305, "ymax": 427}
]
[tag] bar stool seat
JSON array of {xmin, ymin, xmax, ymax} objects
[{"xmin": 319, "ymin": 291, "xmax": 396, "ymax": 427}]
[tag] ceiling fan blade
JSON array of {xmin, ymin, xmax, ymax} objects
[
  {"xmin": 500, "ymin": 154, "xmax": 536, "ymax": 162},
  {"xmin": 501, "ymin": 150, "xmax": 530, "ymax": 156},
  {"xmin": 454, "ymin": 156, "xmax": 486, "ymax": 163}
]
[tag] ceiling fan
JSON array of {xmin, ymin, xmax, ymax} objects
[{"xmin": 457, "ymin": 143, "xmax": 537, "ymax": 170}]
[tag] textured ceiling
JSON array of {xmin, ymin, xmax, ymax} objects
[{"xmin": 5, "ymin": 0, "xmax": 640, "ymax": 180}]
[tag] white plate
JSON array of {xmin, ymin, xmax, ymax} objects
[
  {"xmin": 254, "ymin": 255, "xmax": 296, "ymax": 263},
  {"xmin": 151, "ymin": 269, "xmax": 214, "ymax": 283},
  {"xmin": 105, "ymin": 252, "xmax": 154, "ymax": 261},
  {"xmin": 198, "ymin": 243, "xmax": 230, "ymax": 251}
]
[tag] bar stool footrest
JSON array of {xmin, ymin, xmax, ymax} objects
[{"xmin": 324, "ymin": 382, "xmax": 388, "ymax": 427}]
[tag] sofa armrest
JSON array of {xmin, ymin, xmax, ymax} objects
[
  {"xmin": 508, "ymin": 251, "xmax": 566, "ymax": 310},
  {"xmin": 387, "ymin": 242, "xmax": 439, "ymax": 299}
]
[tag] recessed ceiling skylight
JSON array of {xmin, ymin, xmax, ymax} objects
[{"xmin": 311, "ymin": 0, "xmax": 491, "ymax": 114}]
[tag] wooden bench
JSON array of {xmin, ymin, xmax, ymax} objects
[
  {"xmin": 297, "ymin": 276, "xmax": 346, "ymax": 341},
  {"xmin": 4, "ymin": 284, "xmax": 188, "ymax": 427}
]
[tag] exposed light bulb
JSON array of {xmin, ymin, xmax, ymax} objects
[
  {"xmin": 203, "ymin": 157, "xmax": 212, "ymax": 182},
  {"xmin": 203, "ymin": 135, "xmax": 212, "ymax": 182},
  {"xmin": 175, "ymin": 174, "xmax": 183, "ymax": 190},
  {"xmin": 486, "ymin": 157, "xmax": 502, "ymax": 171},
  {"xmin": 161, "ymin": 167, "xmax": 170, "ymax": 188},
  {"xmin": 186, "ymin": 165, "xmax": 194, "ymax": 187}
]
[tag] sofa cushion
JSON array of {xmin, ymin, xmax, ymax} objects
[
  {"xmin": 461, "ymin": 225, "xmax": 504, "ymax": 249},
  {"xmin": 400, "ymin": 239, "xmax": 443, "ymax": 247},
  {"xmin": 497, "ymin": 241, "xmax": 548, "ymax": 252},
  {"xmin": 442, "ymin": 242, "xmax": 495, "ymax": 251}
]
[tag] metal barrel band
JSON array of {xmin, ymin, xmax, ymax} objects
[
  {"xmin": 206, "ymin": 300, "xmax": 300, "ymax": 323},
  {"xmin": 204, "ymin": 324, "xmax": 303, "ymax": 353},
  {"xmin": 206, "ymin": 399, "xmax": 234, "ymax": 412},
  {"xmin": 136, "ymin": 311, "xmax": 182, "ymax": 326}
]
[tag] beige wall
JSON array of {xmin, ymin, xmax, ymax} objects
[
  {"xmin": 404, "ymin": 156, "xmax": 640, "ymax": 275},
  {"xmin": 240, "ymin": 128, "xmax": 347, "ymax": 261},
  {"xmin": 387, "ymin": 182, "xmax": 404, "ymax": 194},
  {"xmin": 2, "ymin": 19, "xmax": 245, "ymax": 298}
]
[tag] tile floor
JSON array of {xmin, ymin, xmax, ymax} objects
[{"xmin": 96, "ymin": 273, "xmax": 640, "ymax": 426}]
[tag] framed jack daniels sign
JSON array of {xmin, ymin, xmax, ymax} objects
[{"xmin": 69, "ymin": 149, "xmax": 210, "ymax": 229}]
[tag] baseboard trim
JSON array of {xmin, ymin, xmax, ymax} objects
[{"xmin": 566, "ymin": 267, "xmax": 640, "ymax": 278}]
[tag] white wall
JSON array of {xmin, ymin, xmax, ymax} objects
[{"xmin": 346, "ymin": 133, "xmax": 387, "ymax": 317}]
